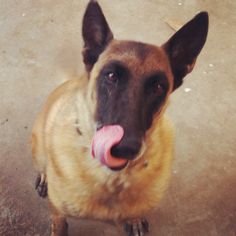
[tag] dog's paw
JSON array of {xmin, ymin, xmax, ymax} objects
[
  {"xmin": 35, "ymin": 173, "xmax": 47, "ymax": 198},
  {"xmin": 124, "ymin": 218, "xmax": 149, "ymax": 236}
]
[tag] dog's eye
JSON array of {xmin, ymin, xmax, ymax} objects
[
  {"xmin": 153, "ymin": 83, "xmax": 164, "ymax": 96},
  {"xmin": 105, "ymin": 72, "xmax": 117, "ymax": 84},
  {"xmin": 145, "ymin": 75, "xmax": 166, "ymax": 97},
  {"xmin": 146, "ymin": 80, "xmax": 164, "ymax": 97}
]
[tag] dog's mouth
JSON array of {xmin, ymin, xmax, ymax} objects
[{"xmin": 91, "ymin": 125, "xmax": 129, "ymax": 170}]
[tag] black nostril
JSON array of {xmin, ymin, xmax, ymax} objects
[{"xmin": 111, "ymin": 139, "xmax": 141, "ymax": 160}]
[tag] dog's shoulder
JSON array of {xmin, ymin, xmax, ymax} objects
[
  {"xmin": 44, "ymin": 75, "xmax": 88, "ymax": 113},
  {"xmin": 33, "ymin": 76, "xmax": 86, "ymax": 125}
]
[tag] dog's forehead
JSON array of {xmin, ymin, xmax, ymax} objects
[{"xmin": 99, "ymin": 40, "xmax": 170, "ymax": 75}]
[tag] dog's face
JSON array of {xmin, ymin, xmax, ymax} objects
[
  {"xmin": 83, "ymin": 1, "xmax": 208, "ymax": 168},
  {"xmin": 94, "ymin": 41, "xmax": 173, "ymax": 160}
]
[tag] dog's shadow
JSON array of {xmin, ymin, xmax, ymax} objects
[
  {"xmin": 68, "ymin": 218, "xmax": 121, "ymax": 236},
  {"xmin": 68, "ymin": 214, "xmax": 160, "ymax": 236}
]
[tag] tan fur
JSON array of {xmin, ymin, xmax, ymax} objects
[
  {"xmin": 32, "ymin": 40, "xmax": 174, "ymax": 222},
  {"xmin": 31, "ymin": 3, "xmax": 209, "ymax": 233}
]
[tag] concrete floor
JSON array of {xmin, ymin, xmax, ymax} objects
[{"xmin": 0, "ymin": 0, "xmax": 236, "ymax": 235}]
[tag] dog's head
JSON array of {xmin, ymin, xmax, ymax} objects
[{"xmin": 83, "ymin": 1, "xmax": 208, "ymax": 170}]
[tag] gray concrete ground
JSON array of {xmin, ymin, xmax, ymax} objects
[{"xmin": 0, "ymin": 0, "xmax": 236, "ymax": 235}]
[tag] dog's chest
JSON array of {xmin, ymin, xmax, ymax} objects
[{"xmin": 58, "ymin": 167, "xmax": 150, "ymax": 220}]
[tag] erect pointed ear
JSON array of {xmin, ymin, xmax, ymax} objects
[
  {"xmin": 82, "ymin": 0, "xmax": 113, "ymax": 72},
  {"xmin": 163, "ymin": 12, "xmax": 209, "ymax": 90}
]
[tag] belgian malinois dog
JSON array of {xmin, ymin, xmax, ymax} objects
[{"xmin": 32, "ymin": 1, "xmax": 208, "ymax": 235}]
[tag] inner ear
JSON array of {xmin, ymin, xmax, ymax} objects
[
  {"xmin": 163, "ymin": 12, "xmax": 209, "ymax": 90},
  {"xmin": 82, "ymin": 1, "xmax": 113, "ymax": 72}
]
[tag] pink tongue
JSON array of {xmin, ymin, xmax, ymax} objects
[{"xmin": 92, "ymin": 125, "xmax": 128, "ymax": 168}]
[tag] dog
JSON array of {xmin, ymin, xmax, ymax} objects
[{"xmin": 31, "ymin": 1, "xmax": 208, "ymax": 235}]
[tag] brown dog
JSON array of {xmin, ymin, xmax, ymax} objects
[{"xmin": 31, "ymin": 1, "xmax": 208, "ymax": 235}]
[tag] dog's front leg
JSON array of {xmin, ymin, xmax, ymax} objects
[
  {"xmin": 50, "ymin": 204, "xmax": 68, "ymax": 236},
  {"xmin": 124, "ymin": 218, "xmax": 149, "ymax": 236},
  {"xmin": 35, "ymin": 173, "xmax": 47, "ymax": 198}
]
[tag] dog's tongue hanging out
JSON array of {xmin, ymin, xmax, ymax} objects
[{"xmin": 92, "ymin": 125, "xmax": 128, "ymax": 169}]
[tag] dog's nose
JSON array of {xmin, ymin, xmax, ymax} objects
[{"xmin": 111, "ymin": 138, "xmax": 141, "ymax": 160}]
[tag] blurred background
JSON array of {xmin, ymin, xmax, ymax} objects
[{"xmin": 0, "ymin": 0, "xmax": 235, "ymax": 235}]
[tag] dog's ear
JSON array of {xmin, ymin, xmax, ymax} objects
[
  {"xmin": 163, "ymin": 12, "xmax": 209, "ymax": 90},
  {"xmin": 82, "ymin": 0, "xmax": 113, "ymax": 72}
]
